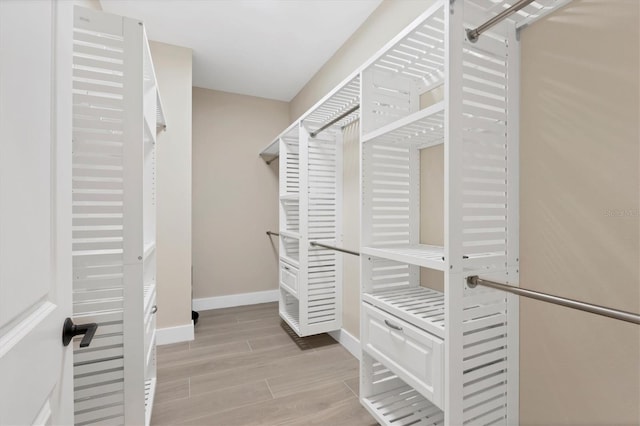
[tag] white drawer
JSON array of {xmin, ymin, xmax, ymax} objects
[
  {"xmin": 362, "ymin": 302, "xmax": 444, "ymax": 409},
  {"xmin": 279, "ymin": 261, "xmax": 298, "ymax": 295}
]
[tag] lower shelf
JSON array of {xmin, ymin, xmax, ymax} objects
[
  {"xmin": 279, "ymin": 288, "xmax": 301, "ymax": 334},
  {"xmin": 361, "ymin": 384, "xmax": 445, "ymax": 426}
]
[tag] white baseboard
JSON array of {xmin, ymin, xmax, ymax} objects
[
  {"xmin": 329, "ymin": 328, "xmax": 361, "ymax": 361},
  {"xmin": 193, "ymin": 289, "xmax": 279, "ymax": 311},
  {"xmin": 156, "ymin": 321, "xmax": 194, "ymax": 345}
]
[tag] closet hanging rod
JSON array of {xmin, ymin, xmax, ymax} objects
[
  {"xmin": 266, "ymin": 231, "xmax": 280, "ymax": 237},
  {"xmin": 466, "ymin": 0, "xmax": 535, "ymax": 42},
  {"xmin": 309, "ymin": 104, "xmax": 360, "ymax": 138},
  {"xmin": 309, "ymin": 241, "xmax": 360, "ymax": 257},
  {"xmin": 466, "ymin": 276, "xmax": 640, "ymax": 325}
]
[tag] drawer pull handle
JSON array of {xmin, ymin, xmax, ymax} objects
[
  {"xmin": 384, "ymin": 319, "xmax": 403, "ymax": 331},
  {"xmin": 151, "ymin": 305, "xmax": 158, "ymax": 314},
  {"xmin": 284, "ymin": 266, "xmax": 290, "ymax": 271}
]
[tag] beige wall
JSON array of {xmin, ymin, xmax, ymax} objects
[
  {"xmin": 149, "ymin": 41, "xmax": 193, "ymax": 329},
  {"xmin": 519, "ymin": 1, "xmax": 639, "ymax": 423},
  {"xmin": 192, "ymin": 89, "xmax": 288, "ymax": 299},
  {"xmin": 420, "ymin": 145, "xmax": 445, "ymax": 293},
  {"xmin": 341, "ymin": 123, "xmax": 361, "ymax": 339}
]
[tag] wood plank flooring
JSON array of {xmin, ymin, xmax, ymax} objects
[{"xmin": 151, "ymin": 302, "xmax": 378, "ymax": 426}]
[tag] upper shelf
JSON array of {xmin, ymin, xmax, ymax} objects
[
  {"xmin": 156, "ymin": 90, "xmax": 166, "ymax": 132},
  {"xmin": 259, "ymin": 138, "xmax": 279, "ymax": 164},
  {"xmin": 302, "ymin": 74, "xmax": 360, "ymax": 135},
  {"xmin": 362, "ymin": 244, "xmax": 445, "ymax": 271},
  {"xmin": 362, "ymin": 101, "xmax": 445, "ymax": 148},
  {"xmin": 259, "ymin": 121, "xmax": 300, "ymax": 164},
  {"xmin": 142, "ymin": 30, "xmax": 166, "ymax": 134},
  {"xmin": 363, "ymin": 2, "xmax": 445, "ymax": 93}
]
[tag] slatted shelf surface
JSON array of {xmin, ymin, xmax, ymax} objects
[
  {"xmin": 363, "ymin": 244, "xmax": 445, "ymax": 271},
  {"xmin": 362, "ymin": 385, "xmax": 445, "ymax": 426},
  {"xmin": 259, "ymin": 138, "xmax": 279, "ymax": 163},
  {"xmin": 362, "ymin": 101, "xmax": 445, "ymax": 148},
  {"xmin": 369, "ymin": 4, "xmax": 445, "ymax": 90},
  {"xmin": 361, "ymin": 2, "xmax": 445, "ymax": 134},
  {"xmin": 362, "ymin": 357, "xmax": 445, "ymax": 426},
  {"xmin": 304, "ymin": 75, "xmax": 360, "ymax": 132}
]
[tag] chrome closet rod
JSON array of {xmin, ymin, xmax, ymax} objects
[
  {"xmin": 309, "ymin": 241, "xmax": 360, "ymax": 257},
  {"xmin": 466, "ymin": 0, "xmax": 535, "ymax": 42},
  {"xmin": 309, "ymin": 104, "xmax": 360, "ymax": 138},
  {"xmin": 266, "ymin": 231, "xmax": 280, "ymax": 237},
  {"xmin": 466, "ymin": 276, "xmax": 640, "ymax": 325}
]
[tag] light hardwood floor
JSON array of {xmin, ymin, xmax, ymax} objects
[{"xmin": 151, "ymin": 302, "xmax": 378, "ymax": 425}]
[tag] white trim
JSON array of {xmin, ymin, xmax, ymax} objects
[
  {"xmin": 156, "ymin": 321, "xmax": 194, "ymax": 345},
  {"xmin": 328, "ymin": 328, "xmax": 361, "ymax": 361},
  {"xmin": 192, "ymin": 289, "xmax": 279, "ymax": 311}
]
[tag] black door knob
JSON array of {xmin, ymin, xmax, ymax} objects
[{"xmin": 62, "ymin": 318, "xmax": 98, "ymax": 347}]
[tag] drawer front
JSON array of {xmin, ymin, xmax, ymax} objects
[
  {"xmin": 279, "ymin": 261, "xmax": 298, "ymax": 295},
  {"xmin": 362, "ymin": 302, "xmax": 444, "ymax": 409}
]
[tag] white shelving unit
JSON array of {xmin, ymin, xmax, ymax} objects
[
  {"xmin": 275, "ymin": 76, "xmax": 359, "ymax": 337},
  {"xmin": 358, "ymin": 1, "xmax": 570, "ymax": 425},
  {"xmin": 71, "ymin": 7, "xmax": 165, "ymax": 425}
]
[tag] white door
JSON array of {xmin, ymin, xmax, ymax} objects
[{"xmin": 0, "ymin": 1, "xmax": 74, "ymax": 425}]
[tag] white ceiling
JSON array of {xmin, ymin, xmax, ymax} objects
[{"xmin": 100, "ymin": 0, "xmax": 382, "ymax": 101}]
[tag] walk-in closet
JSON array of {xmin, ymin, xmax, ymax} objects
[{"xmin": 0, "ymin": 0, "xmax": 637, "ymax": 425}]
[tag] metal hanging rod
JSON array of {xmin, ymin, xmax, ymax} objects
[
  {"xmin": 309, "ymin": 241, "xmax": 360, "ymax": 257},
  {"xmin": 466, "ymin": 276, "xmax": 640, "ymax": 325},
  {"xmin": 266, "ymin": 231, "xmax": 280, "ymax": 237},
  {"xmin": 466, "ymin": 0, "xmax": 535, "ymax": 42},
  {"xmin": 309, "ymin": 104, "xmax": 360, "ymax": 138}
]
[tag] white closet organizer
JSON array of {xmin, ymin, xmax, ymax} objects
[
  {"xmin": 359, "ymin": 1, "xmax": 568, "ymax": 425},
  {"xmin": 71, "ymin": 7, "xmax": 166, "ymax": 426},
  {"xmin": 276, "ymin": 76, "xmax": 359, "ymax": 337}
]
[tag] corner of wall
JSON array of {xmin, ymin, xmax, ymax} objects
[{"xmin": 148, "ymin": 41, "xmax": 194, "ymax": 331}]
